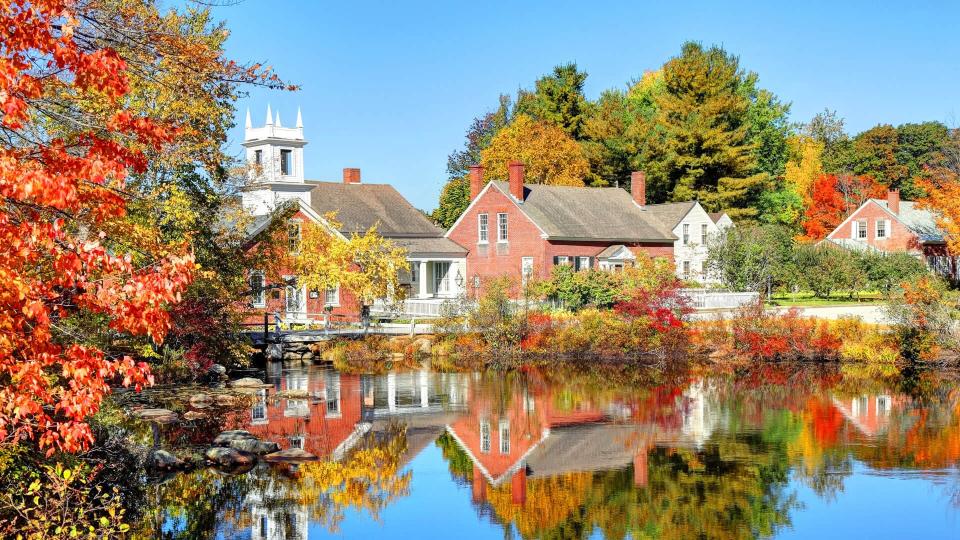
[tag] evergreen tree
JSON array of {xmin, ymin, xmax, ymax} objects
[
  {"xmin": 515, "ymin": 63, "xmax": 589, "ymax": 139},
  {"xmin": 646, "ymin": 42, "xmax": 770, "ymax": 220}
]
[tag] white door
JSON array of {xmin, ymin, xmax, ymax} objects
[
  {"xmin": 285, "ymin": 281, "xmax": 305, "ymax": 318},
  {"xmin": 521, "ymin": 257, "xmax": 534, "ymax": 286},
  {"xmin": 433, "ymin": 262, "xmax": 451, "ymax": 296}
]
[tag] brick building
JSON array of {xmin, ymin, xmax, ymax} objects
[
  {"xmin": 240, "ymin": 107, "xmax": 467, "ymax": 324},
  {"xmin": 825, "ymin": 190, "xmax": 957, "ymax": 281},
  {"xmin": 445, "ymin": 163, "xmax": 679, "ymax": 295}
]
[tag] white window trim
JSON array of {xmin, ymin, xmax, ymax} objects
[
  {"xmin": 876, "ymin": 219, "xmax": 889, "ymax": 239},
  {"xmin": 478, "ymin": 213, "xmax": 489, "ymax": 244},
  {"xmin": 497, "ymin": 213, "xmax": 508, "ymax": 243},
  {"xmin": 578, "ymin": 256, "xmax": 590, "ymax": 271},
  {"xmin": 279, "ymin": 148, "xmax": 294, "ymax": 177},
  {"xmin": 682, "ymin": 223, "xmax": 690, "ymax": 245},
  {"xmin": 479, "ymin": 420, "xmax": 491, "ymax": 454},
  {"xmin": 324, "ymin": 285, "xmax": 340, "ymax": 307},
  {"xmin": 498, "ymin": 419, "xmax": 510, "ymax": 455}
]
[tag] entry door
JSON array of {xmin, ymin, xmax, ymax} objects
[
  {"xmin": 285, "ymin": 281, "xmax": 305, "ymax": 317},
  {"xmin": 433, "ymin": 262, "xmax": 451, "ymax": 296}
]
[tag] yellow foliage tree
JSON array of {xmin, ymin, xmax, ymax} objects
[
  {"xmin": 783, "ymin": 135, "xmax": 825, "ymax": 206},
  {"xmin": 280, "ymin": 211, "xmax": 410, "ymax": 309},
  {"xmin": 481, "ymin": 114, "xmax": 590, "ymax": 186}
]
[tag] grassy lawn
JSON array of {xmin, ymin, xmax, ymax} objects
[{"xmin": 768, "ymin": 291, "xmax": 886, "ymax": 307}]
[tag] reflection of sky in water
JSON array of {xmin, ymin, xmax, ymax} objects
[{"xmin": 173, "ymin": 365, "xmax": 960, "ymax": 539}]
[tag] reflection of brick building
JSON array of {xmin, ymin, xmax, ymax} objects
[
  {"xmin": 243, "ymin": 369, "xmax": 366, "ymax": 459},
  {"xmin": 831, "ymin": 393, "xmax": 899, "ymax": 437},
  {"xmin": 447, "ymin": 376, "xmax": 717, "ymax": 505}
]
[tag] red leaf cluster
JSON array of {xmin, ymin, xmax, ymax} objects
[{"xmin": 0, "ymin": 1, "xmax": 194, "ymax": 453}]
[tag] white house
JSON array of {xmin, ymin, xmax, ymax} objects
[
  {"xmin": 645, "ymin": 201, "xmax": 733, "ymax": 283},
  {"xmin": 240, "ymin": 106, "xmax": 468, "ymax": 320}
]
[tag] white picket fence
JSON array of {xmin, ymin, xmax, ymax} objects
[{"xmin": 680, "ymin": 288, "xmax": 759, "ymax": 310}]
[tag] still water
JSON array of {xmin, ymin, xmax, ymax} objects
[{"xmin": 139, "ymin": 363, "xmax": 960, "ymax": 539}]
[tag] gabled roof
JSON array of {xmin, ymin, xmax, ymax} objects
[
  {"xmin": 309, "ymin": 182, "xmax": 445, "ymax": 238},
  {"xmin": 643, "ymin": 201, "xmax": 697, "ymax": 230},
  {"xmin": 828, "ymin": 198, "xmax": 946, "ymax": 244},
  {"xmin": 488, "ymin": 182, "xmax": 676, "ymax": 243},
  {"xmin": 871, "ymin": 199, "xmax": 944, "ymax": 243},
  {"xmin": 708, "ymin": 212, "xmax": 731, "ymax": 224}
]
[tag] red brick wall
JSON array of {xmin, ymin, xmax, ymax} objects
[
  {"xmin": 446, "ymin": 185, "xmax": 549, "ymax": 291},
  {"xmin": 829, "ymin": 201, "xmax": 922, "ymax": 252},
  {"xmin": 242, "ymin": 209, "xmax": 360, "ymax": 325},
  {"xmin": 447, "ymin": 186, "xmax": 675, "ymax": 297}
]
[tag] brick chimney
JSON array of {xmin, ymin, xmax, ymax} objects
[
  {"xmin": 887, "ymin": 189, "xmax": 900, "ymax": 215},
  {"xmin": 631, "ymin": 171, "xmax": 646, "ymax": 207},
  {"xmin": 343, "ymin": 167, "xmax": 361, "ymax": 184},
  {"xmin": 508, "ymin": 161, "xmax": 525, "ymax": 201},
  {"xmin": 469, "ymin": 164, "xmax": 484, "ymax": 201}
]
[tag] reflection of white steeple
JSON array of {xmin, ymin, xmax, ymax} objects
[{"xmin": 681, "ymin": 381, "xmax": 717, "ymax": 446}]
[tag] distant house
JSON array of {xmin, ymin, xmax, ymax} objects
[
  {"xmin": 825, "ymin": 189, "xmax": 957, "ymax": 281},
  {"xmin": 645, "ymin": 201, "xmax": 733, "ymax": 283},
  {"xmin": 445, "ymin": 164, "xmax": 677, "ymax": 294},
  {"xmin": 240, "ymin": 107, "xmax": 467, "ymax": 323}
]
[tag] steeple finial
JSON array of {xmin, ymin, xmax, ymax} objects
[
  {"xmin": 275, "ymin": 110, "xmax": 281, "ymax": 127},
  {"xmin": 295, "ymin": 107, "xmax": 303, "ymax": 129},
  {"xmin": 265, "ymin": 103, "xmax": 273, "ymax": 126},
  {"xmin": 245, "ymin": 108, "xmax": 252, "ymax": 129}
]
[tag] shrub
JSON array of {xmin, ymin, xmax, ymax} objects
[
  {"xmin": 886, "ymin": 276, "xmax": 957, "ymax": 362},
  {"xmin": 729, "ymin": 303, "xmax": 842, "ymax": 361}
]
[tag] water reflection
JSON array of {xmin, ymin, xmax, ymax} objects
[{"xmin": 135, "ymin": 364, "xmax": 960, "ymax": 539}]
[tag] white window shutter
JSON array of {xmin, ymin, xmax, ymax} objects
[
  {"xmin": 886, "ymin": 219, "xmax": 892, "ymax": 238},
  {"xmin": 852, "ymin": 221, "xmax": 858, "ymax": 238}
]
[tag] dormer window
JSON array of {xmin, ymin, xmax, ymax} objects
[{"xmin": 280, "ymin": 149, "xmax": 293, "ymax": 176}]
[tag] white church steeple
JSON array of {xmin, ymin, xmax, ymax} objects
[{"xmin": 241, "ymin": 105, "xmax": 310, "ymax": 215}]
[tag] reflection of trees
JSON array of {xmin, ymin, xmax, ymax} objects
[
  {"xmin": 436, "ymin": 432, "xmax": 472, "ymax": 485},
  {"xmin": 134, "ymin": 425, "xmax": 411, "ymax": 538},
  {"xmin": 474, "ymin": 439, "xmax": 799, "ymax": 540}
]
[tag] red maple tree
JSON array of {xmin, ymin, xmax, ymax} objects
[
  {"xmin": 0, "ymin": 1, "xmax": 194, "ymax": 453},
  {"xmin": 802, "ymin": 174, "xmax": 885, "ymax": 240}
]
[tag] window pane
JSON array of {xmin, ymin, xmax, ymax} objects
[
  {"xmin": 280, "ymin": 149, "xmax": 292, "ymax": 175},
  {"xmin": 479, "ymin": 214, "xmax": 488, "ymax": 242}
]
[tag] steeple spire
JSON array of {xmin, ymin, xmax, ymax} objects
[
  {"xmin": 275, "ymin": 110, "xmax": 281, "ymax": 127},
  {"xmin": 265, "ymin": 103, "xmax": 273, "ymax": 126},
  {"xmin": 245, "ymin": 108, "xmax": 252, "ymax": 129},
  {"xmin": 295, "ymin": 107, "xmax": 303, "ymax": 129}
]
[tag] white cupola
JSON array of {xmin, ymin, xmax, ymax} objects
[{"xmin": 241, "ymin": 105, "xmax": 313, "ymax": 215}]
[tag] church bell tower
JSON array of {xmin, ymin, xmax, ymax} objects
[{"xmin": 241, "ymin": 105, "xmax": 312, "ymax": 215}]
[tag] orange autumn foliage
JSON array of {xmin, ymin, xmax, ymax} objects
[
  {"xmin": 0, "ymin": 0, "xmax": 197, "ymax": 453},
  {"xmin": 802, "ymin": 174, "xmax": 885, "ymax": 240},
  {"xmin": 917, "ymin": 171, "xmax": 960, "ymax": 255}
]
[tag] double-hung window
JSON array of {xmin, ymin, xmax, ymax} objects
[
  {"xmin": 497, "ymin": 213, "xmax": 508, "ymax": 242},
  {"xmin": 479, "ymin": 420, "xmax": 491, "ymax": 453},
  {"xmin": 701, "ymin": 224, "xmax": 708, "ymax": 244},
  {"xmin": 324, "ymin": 286, "xmax": 339, "ymax": 307},
  {"xmin": 250, "ymin": 271, "xmax": 265, "ymax": 307},
  {"xmin": 682, "ymin": 261, "xmax": 691, "ymax": 278},
  {"xmin": 682, "ymin": 223, "xmax": 690, "ymax": 245},
  {"xmin": 288, "ymin": 221, "xmax": 301, "ymax": 254},
  {"xmin": 434, "ymin": 262, "xmax": 451, "ymax": 295},
  {"xmin": 478, "ymin": 213, "xmax": 489, "ymax": 243},
  {"xmin": 876, "ymin": 219, "xmax": 888, "ymax": 239},
  {"xmin": 855, "ymin": 220, "xmax": 868, "ymax": 239},
  {"xmin": 499, "ymin": 420, "xmax": 510, "ymax": 454}
]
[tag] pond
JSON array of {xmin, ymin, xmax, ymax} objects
[{"xmin": 128, "ymin": 362, "xmax": 960, "ymax": 539}]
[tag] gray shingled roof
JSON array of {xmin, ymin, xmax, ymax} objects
[
  {"xmin": 525, "ymin": 424, "xmax": 647, "ymax": 478},
  {"xmin": 392, "ymin": 236, "xmax": 467, "ymax": 256},
  {"xmin": 490, "ymin": 182, "xmax": 676, "ymax": 242},
  {"xmin": 644, "ymin": 201, "xmax": 697, "ymax": 230},
  {"xmin": 309, "ymin": 182, "xmax": 443, "ymax": 237},
  {"xmin": 872, "ymin": 199, "xmax": 945, "ymax": 243}
]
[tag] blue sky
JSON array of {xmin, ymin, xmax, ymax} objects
[{"xmin": 211, "ymin": 0, "xmax": 960, "ymax": 210}]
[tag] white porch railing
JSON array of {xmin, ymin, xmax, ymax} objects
[
  {"xmin": 370, "ymin": 298, "xmax": 471, "ymax": 318},
  {"xmin": 680, "ymin": 289, "xmax": 759, "ymax": 310}
]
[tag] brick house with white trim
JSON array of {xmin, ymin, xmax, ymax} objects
[{"xmin": 825, "ymin": 189, "xmax": 957, "ymax": 281}]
